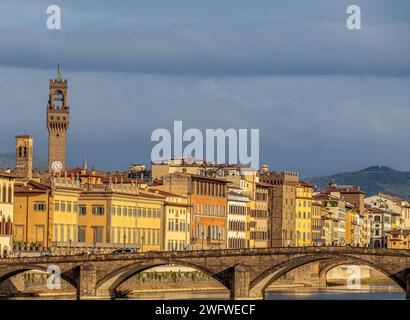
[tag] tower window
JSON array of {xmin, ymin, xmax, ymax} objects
[
  {"xmin": 18, "ymin": 146, "xmax": 27, "ymax": 158},
  {"xmin": 54, "ymin": 90, "xmax": 64, "ymax": 108}
]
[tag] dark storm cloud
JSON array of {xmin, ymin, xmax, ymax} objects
[
  {"xmin": 0, "ymin": 0, "xmax": 409, "ymax": 76},
  {"xmin": 0, "ymin": 1, "xmax": 410, "ymax": 177},
  {"xmin": 1, "ymin": 67, "xmax": 409, "ymax": 177}
]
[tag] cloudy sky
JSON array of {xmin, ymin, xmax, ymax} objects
[{"xmin": 0, "ymin": 0, "xmax": 409, "ymax": 177}]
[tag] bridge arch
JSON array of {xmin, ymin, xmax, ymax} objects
[
  {"xmin": 96, "ymin": 259, "xmax": 230, "ymax": 298},
  {"xmin": 249, "ymin": 253, "xmax": 408, "ymax": 299},
  {"xmin": 0, "ymin": 264, "xmax": 77, "ymax": 291}
]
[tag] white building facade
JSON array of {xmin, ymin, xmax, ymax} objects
[{"xmin": 227, "ymin": 189, "xmax": 249, "ymax": 249}]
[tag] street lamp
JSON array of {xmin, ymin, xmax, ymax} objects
[
  {"xmin": 218, "ymin": 233, "xmax": 221, "ymax": 250},
  {"xmin": 123, "ymin": 233, "xmax": 126, "ymax": 249},
  {"xmin": 141, "ymin": 235, "xmax": 145, "ymax": 252},
  {"xmin": 69, "ymin": 238, "xmax": 72, "ymax": 255},
  {"xmin": 201, "ymin": 231, "xmax": 204, "ymax": 251}
]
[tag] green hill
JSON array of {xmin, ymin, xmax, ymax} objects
[{"xmin": 306, "ymin": 166, "xmax": 410, "ymax": 200}]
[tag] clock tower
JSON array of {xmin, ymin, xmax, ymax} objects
[{"xmin": 46, "ymin": 64, "xmax": 70, "ymax": 173}]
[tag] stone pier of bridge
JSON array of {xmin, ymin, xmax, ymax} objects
[{"xmin": 77, "ymin": 263, "xmax": 98, "ymax": 299}]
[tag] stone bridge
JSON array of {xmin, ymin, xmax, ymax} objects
[{"xmin": 0, "ymin": 247, "xmax": 409, "ymax": 299}]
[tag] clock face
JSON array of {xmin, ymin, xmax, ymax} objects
[{"xmin": 51, "ymin": 161, "xmax": 63, "ymax": 173}]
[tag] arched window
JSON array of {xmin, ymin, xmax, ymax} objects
[
  {"xmin": 2, "ymin": 184, "xmax": 6, "ymax": 203},
  {"xmin": 54, "ymin": 90, "xmax": 64, "ymax": 108},
  {"xmin": 8, "ymin": 184, "xmax": 12, "ymax": 203},
  {"xmin": 0, "ymin": 216, "xmax": 5, "ymax": 234},
  {"xmin": 6, "ymin": 216, "xmax": 12, "ymax": 235}
]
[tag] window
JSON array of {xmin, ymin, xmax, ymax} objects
[
  {"xmin": 60, "ymin": 225, "xmax": 65, "ymax": 242},
  {"xmin": 34, "ymin": 202, "xmax": 46, "ymax": 212},
  {"xmin": 92, "ymin": 206, "xmax": 105, "ymax": 216},
  {"xmin": 54, "ymin": 200, "xmax": 60, "ymax": 211},
  {"xmin": 53, "ymin": 224, "xmax": 58, "ymax": 241},
  {"xmin": 93, "ymin": 226, "xmax": 103, "ymax": 243},
  {"xmin": 111, "ymin": 206, "xmax": 116, "ymax": 216},
  {"xmin": 67, "ymin": 225, "xmax": 71, "ymax": 241},
  {"xmin": 67, "ymin": 201, "xmax": 72, "ymax": 212},
  {"xmin": 79, "ymin": 205, "xmax": 87, "ymax": 215},
  {"xmin": 73, "ymin": 202, "xmax": 78, "ymax": 213},
  {"xmin": 8, "ymin": 185, "xmax": 12, "ymax": 203},
  {"xmin": 2, "ymin": 184, "xmax": 6, "ymax": 203},
  {"xmin": 60, "ymin": 201, "xmax": 66, "ymax": 212}
]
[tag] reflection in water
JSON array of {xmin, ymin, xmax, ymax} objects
[
  {"xmin": 125, "ymin": 283, "xmax": 405, "ymax": 300},
  {"xmin": 265, "ymin": 283, "xmax": 405, "ymax": 300},
  {"xmin": 2, "ymin": 283, "xmax": 405, "ymax": 300}
]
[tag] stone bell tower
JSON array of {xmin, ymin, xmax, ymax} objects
[
  {"xmin": 15, "ymin": 135, "xmax": 33, "ymax": 179},
  {"xmin": 46, "ymin": 64, "xmax": 70, "ymax": 173}
]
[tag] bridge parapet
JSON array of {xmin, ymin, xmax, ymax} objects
[{"xmin": 1, "ymin": 247, "xmax": 409, "ymax": 266}]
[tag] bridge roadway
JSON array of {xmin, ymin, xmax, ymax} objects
[{"xmin": 0, "ymin": 247, "xmax": 409, "ymax": 299}]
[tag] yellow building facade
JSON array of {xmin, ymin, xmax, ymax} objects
[
  {"xmin": 0, "ymin": 173, "xmax": 15, "ymax": 257},
  {"xmin": 295, "ymin": 182, "xmax": 313, "ymax": 246},
  {"xmin": 14, "ymin": 181, "xmax": 52, "ymax": 248},
  {"xmin": 151, "ymin": 190, "xmax": 191, "ymax": 251},
  {"xmin": 13, "ymin": 177, "xmax": 165, "ymax": 253}
]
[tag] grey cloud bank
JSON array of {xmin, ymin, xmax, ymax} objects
[
  {"xmin": 1, "ymin": 67, "xmax": 409, "ymax": 177},
  {"xmin": 0, "ymin": 0, "xmax": 409, "ymax": 76},
  {"xmin": 0, "ymin": 1, "xmax": 409, "ymax": 177}
]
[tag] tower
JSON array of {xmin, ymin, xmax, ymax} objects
[
  {"xmin": 15, "ymin": 135, "xmax": 33, "ymax": 179},
  {"xmin": 46, "ymin": 64, "xmax": 70, "ymax": 173}
]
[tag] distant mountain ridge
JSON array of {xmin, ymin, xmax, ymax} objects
[
  {"xmin": 307, "ymin": 166, "xmax": 410, "ymax": 200},
  {"xmin": 0, "ymin": 153, "xmax": 47, "ymax": 170}
]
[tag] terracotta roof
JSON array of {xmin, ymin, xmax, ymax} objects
[
  {"xmin": 0, "ymin": 171, "xmax": 18, "ymax": 179},
  {"xmin": 163, "ymin": 201, "xmax": 193, "ymax": 208},
  {"xmin": 14, "ymin": 180, "xmax": 50, "ymax": 193},
  {"xmin": 189, "ymin": 174, "xmax": 229, "ymax": 183},
  {"xmin": 67, "ymin": 167, "xmax": 106, "ymax": 178},
  {"xmin": 366, "ymin": 207, "xmax": 391, "ymax": 214},
  {"xmin": 299, "ymin": 180, "xmax": 313, "ymax": 187},
  {"xmin": 147, "ymin": 189, "xmax": 187, "ymax": 199}
]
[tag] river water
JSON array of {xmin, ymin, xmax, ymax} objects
[
  {"xmin": 2, "ymin": 283, "xmax": 405, "ymax": 300},
  {"xmin": 124, "ymin": 283, "xmax": 405, "ymax": 300}
]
